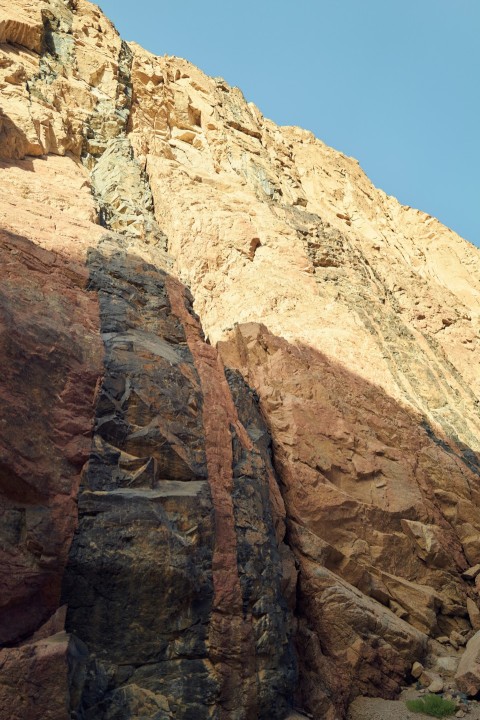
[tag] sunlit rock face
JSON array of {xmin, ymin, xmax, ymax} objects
[{"xmin": 1, "ymin": 1, "xmax": 479, "ymax": 718}]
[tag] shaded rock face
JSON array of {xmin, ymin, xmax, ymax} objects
[
  {"xmin": 61, "ymin": 245, "xmax": 214, "ymax": 718},
  {"xmin": 0, "ymin": 630, "xmax": 78, "ymax": 720},
  {"xmin": 61, "ymin": 244, "xmax": 295, "ymax": 719},
  {"xmin": 1, "ymin": 1, "xmax": 480, "ymax": 719},
  {"xmin": 0, "ymin": 234, "xmax": 296, "ymax": 717},
  {"xmin": 0, "ymin": 229, "xmax": 102, "ymax": 647},
  {"xmin": 0, "ymin": 229, "xmax": 102, "ymax": 719},
  {"xmin": 455, "ymin": 630, "xmax": 480, "ymax": 695}
]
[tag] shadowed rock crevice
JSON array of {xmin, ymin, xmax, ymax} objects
[{"xmin": 226, "ymin": 368, "xmax": 297, "ymax": 717}]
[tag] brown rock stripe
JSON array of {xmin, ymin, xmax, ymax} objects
[{"xmin": 165, "ymin": 275, "xmax": 258, "ymax": 718}]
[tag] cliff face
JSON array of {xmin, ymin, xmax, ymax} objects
[{"xmin": 0, "ymin": 1, "xmax": 479, "ymax": 719}]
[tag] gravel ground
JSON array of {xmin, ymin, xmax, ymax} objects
[
  {"xmin": 348, "ymin": 689, "xmax": 480, "ymax": 720},
  {"xmin": 348, "ymin": 696, "xmax": 427, "ymax": 720}
]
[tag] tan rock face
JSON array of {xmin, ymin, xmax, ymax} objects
[
  {"xmin": 0, "ymin": 0, "xmax": 128, "ymax": 160},
  {"xmin": 1, "ymin": 0, "xmax": 480, "ymax": 718},
  {"xmin": 126, "ymin": 50, "xmax": 480, "ymax": 434},
  {"xmin": 455, "ymin": 631, "xmax": 480, "ymax": 696},
  {"xmin": 0, "ymin": 154, "xmax": 103, "ymax": 253},
  {"xmin": 131, "ymin": 51, "xmax": 480, "ymax": 439},
  {"xmin": 126, "ymin": 33, "xmax": 480, "ymax": 717}
]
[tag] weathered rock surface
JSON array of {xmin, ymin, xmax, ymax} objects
[
  {"xmin": 0, "ymin": 631, "xmax": 75, "ymax": 720},
  {"xmin": 455, "ymin": 631, "xmax": 480, "ymax": 696},
  {"xmin": 0, "ymin": 229, "xmax": 102, "ymax": 646},
  {"xmin": 61, "ymin": 241, "xmax": 295, "ymax": 719},
  {"xmin": 0, "ymin": 6, "xmax": 297, "ymax": 713},
  {"xmin": 123, "ymin": 46, "xmax": 480, "ymax": 714},
  {"xmin": 468, "ymin": 599, "xmax": 480, "ymax": 632},
  {"xmin": 1, "ymin": 0, "xmax": 480, "ymax": 718},
  {"xmin": 219, "ymin": 321, "xmax": 480, "ymax": 712}
]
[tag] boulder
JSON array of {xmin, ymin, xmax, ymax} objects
[
  {"xmin": 462, "ymin": 565, "xmax": 480, "ymax": 581},
  {"xmin": 0, "ymin": 631, "xmax": 81, "ymax": 720},
  {"xmin": 428, "ymin": 677, "xmax": 444, "ymax": 693},
  {"xmin": 455, "ymin": 631, "xmax": 480, "ymax": 695},
  {"xmin": 411, "ymin": 661, "xmax": 424, "ymax": 678},
  {"xmin": 467, "ymin": 599, "xmax": 480, "ymax": 632}
]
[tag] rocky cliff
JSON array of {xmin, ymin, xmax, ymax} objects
[{"xmin": 1, "ymin": 2, "xmax": 479, "ymax": 719}]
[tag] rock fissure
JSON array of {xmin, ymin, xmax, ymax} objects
[{"xmin": 164, "ymin": 274, "xmax": 259, "ymax": 719}]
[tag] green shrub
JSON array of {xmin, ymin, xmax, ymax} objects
[{"xmin": 405, "ymin": 694, "xmax": 456, "ymax": 717}]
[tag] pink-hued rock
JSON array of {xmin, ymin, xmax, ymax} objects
[
  {"xmin": 0, "ymin": 229, "xmax": 103, "ymax": 645},
  {"xmin": 0, "ymin": 632, "xmax": 72, "ymax": 720}
]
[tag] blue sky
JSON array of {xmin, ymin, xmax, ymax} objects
[{"xmin": 98, "ymin": 0, "xmax": 479, "ymax": 247}]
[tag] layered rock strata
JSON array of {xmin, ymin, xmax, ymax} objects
[{"xmin": 1, "ymin": 1, "xmax": 480, "ymax": 718}]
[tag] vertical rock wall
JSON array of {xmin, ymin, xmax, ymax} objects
[
  {"xmin": 0, "ymin": 3, "xmax": 296, "ymax": 717},
  {"xmin": 1, "ymin": 1, "xmax": 480, "ymax": 719},
  {"xmin": 60, "ymin": 243, "xmax": 295, "ymax": 720}
]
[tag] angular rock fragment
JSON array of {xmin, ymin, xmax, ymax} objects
[{"xmin": 455, "ymin": 631, "xmax": 480, "ymax": 696}]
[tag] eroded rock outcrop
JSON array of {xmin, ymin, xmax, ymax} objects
[{"xmin": 1, "ymin": 1, "xmax": 480, "ymax": 718}]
